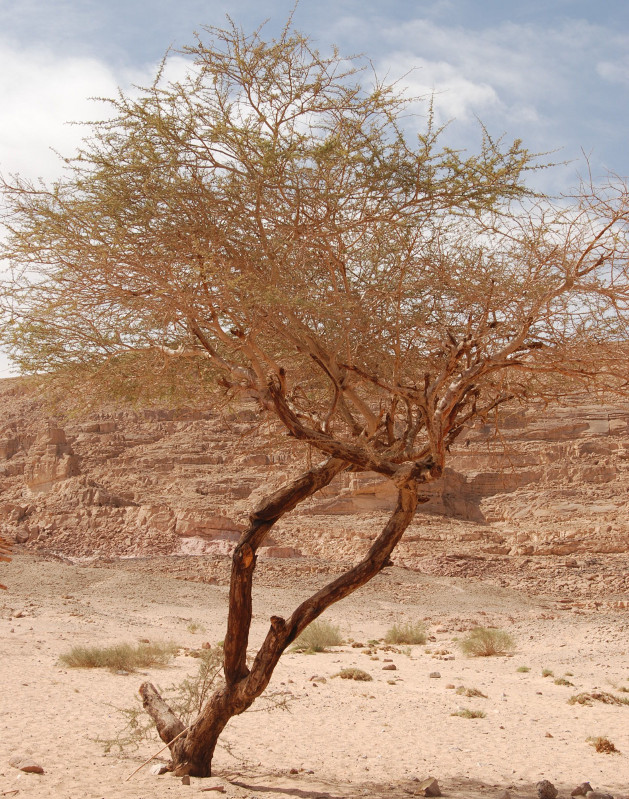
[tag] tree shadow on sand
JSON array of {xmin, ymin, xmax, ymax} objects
[{"xmin": 228, "ymin": 772, "xmax": 583, "ymax": 799}]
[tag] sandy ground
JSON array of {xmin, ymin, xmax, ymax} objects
[{"xmin": 1, "ymin": 553, "xmax": 628, "ymax": 799}]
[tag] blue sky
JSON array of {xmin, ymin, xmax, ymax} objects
[{"xmin": 1, "ymin": 0, "xmax": 628, "ymax": 374}]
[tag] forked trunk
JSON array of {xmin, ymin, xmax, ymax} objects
[{"xmin": 141, "ymin": 457, "xmax": 439, "ymax": 777}]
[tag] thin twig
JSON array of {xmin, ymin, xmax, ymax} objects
[{"xmin": 124, "ymin": 725, "xmax": 190, "ymax": 782}]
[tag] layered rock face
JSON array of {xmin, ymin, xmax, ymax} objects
[{"xmin": 0, "ymin": 378, "xmax": 627, "ymax": 575}]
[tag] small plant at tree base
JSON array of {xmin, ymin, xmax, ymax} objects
[
  {"xmin": 542, "ymin": 668, "xmax": 554, "ymax": 678},
  {"xmin": 455, "ymin": 686, "xmax": 487, "ymax": 698},
  {"xmin": 451, "ymin": 708, "xmax": 486, "ymax": 719},
  {"xmin": 458, "ymin": 627, "xmax": 515, "ymax": 657},
  {"xmin": 587, "ymin": 736, "xmax": 620, "ymax": 754},
  {"xmin": 99, "ymin": 646, "xmax": 292, "ymax": 754},
  {"xmin": 59, "ymin": 641, "xmax": 178, "ymax": 672},
  {"xmin": 334, "ymin": 668, "xmax": 373, "ymax": 682},
  {"xmin": 516, "ymin": 666, "xmax": 530, "ymax": 673},
  {"xmin": 384, "ymin": 621, "xmax": 427, "ymax": 645},
  {"xmin": 292, "ymin": 620, "xmax": 344, "ymax": 653}
]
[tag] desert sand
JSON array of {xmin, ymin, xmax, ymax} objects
[{"xmin": 1, "ymin": 551, "xmax": 628, "ymax": 799}]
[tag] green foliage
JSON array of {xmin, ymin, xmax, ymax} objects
[
  {"xmin": 458, "ymin": 627, "xmax": 515, "ymax": 657},
  {"xmin": 384, "ymin": 621, "xmax": 426, "ymax": 645},
  {"xmin": 516, "ymin": 666, "xmax": 530, "ymax": 673},
  {"xmin": 292, "ymin": 620, "xmax": 344, "ymax": 652},
  {"xmin": 334, "ymin": 668, "xmax": 373, "ymax": 682},
  {"xmin": 542, "ymin": 668, "xmax": 554, "ymax": 678},
  {"xmin": 59, "ymin": 641, "xmax": 178, "ymax": 672}
]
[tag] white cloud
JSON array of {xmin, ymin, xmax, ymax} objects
[
  {"xmin": 597, "ymin": 59, "xmax": 629, "ymax": 87},
  {"xmin": 0, "ymin": 42, "xmax": 193, "ymax": 376},
  {"xmin": 0, "ymin": 40, "xmax": 193, "ymax": 183}
]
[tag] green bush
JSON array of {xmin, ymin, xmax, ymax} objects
[
  {"xmin": 59, "ymin": 641, "xmax": 178, "ymax": 671},
  {"xmin": 384, "ymin": 621, "xmax": 426, "ymax": 645},
  {"xmin": 458, "ymin": 627, "xmax": 515, "ymax": 657},
  {"xmin": 292, "ymin": 619, "xmax": 344, "ymax": 652}
]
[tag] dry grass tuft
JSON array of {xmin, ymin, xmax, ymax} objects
[
  {"xmin": 458, "ymin": 627, "xmax": 515, "ymax": 657},
  {"xmin": 334, "ymin": 668, "xmax": 373, "ymax": 681},
  {"xmin": 455, "ymin": 685, "xmax": 487, "ymax": 698},
  {"xmin": 554, "ymin": 677, "xmax": 574, "ymax": 687},
  {"xmin": 292, "ymin": 620, "xmax": 344, "ymax": 652},
  {"xmin": 569, "ymin": 691, "xmax": 629, "ymax": 707},
  {"xmin": 587, "ymin": 736, "xmax": 620, "ymax": 754},
  {"xmin": 59, "ymin": 641, "xmax": 178, "ymax": 671},
  {"xmin": 384, "ymin": 621, "xmax": 426, "ymax": 645},
  {"xmin": 451, "ymin": 708, "xmax": 486, "ymax": 719}
]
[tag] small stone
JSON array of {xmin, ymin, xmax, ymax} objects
[
  {"xmin": 182, "ymin": 774, "xmax": 191, "ymax": 785},
  {"xmin": 445, "ymin": 683, "xmax": 455, "ymax": 689},
  {"xmin": 9, "ymin": 756, "xmax": 44, "ymax": 774},
  {"xmin": 383, "ymin": 664, "xmax": 397, "ymax": 671},
  {"xmin": 149, "ymin": 763, "xmax": 169, "ymax": 775},
  {"xmin": 290, "ymin": 768, "xmax": 299, "ymax": 774},
  {"xmin": 418, "ymin": 777, "xmax": 441, "ymax": 797},
  {"xmin": 545, "ymin": 732, "xmax": 553, "ymax": 738},
  {"xmin": 139, "ymin": 638, "xmax": 150, "ymax": 643},
  {"xmin": 572, "ymin": 785, "xmax": 593, "ymax": 797},
  {"xmin": 202, "ymin": 642, "xmax": 211, "ymax": 649},
  {"xmin": 585, "ymin": 793, "xmax": 614, "ymax": 799},
  {"xmin": 115, "ymin": 670, "xmax": 130, "ymax": 676},
  {"xmin": 537, "ymin": 780, "xmax": 558, "ymax": 799},
  {"xmin": 429, "ymin": 672, "xmax": 441, "ymax": 679}
]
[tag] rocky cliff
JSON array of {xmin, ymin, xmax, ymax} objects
[{"xmin": 1, "ymin": 378, "xmax": 628, "ymax": 596}]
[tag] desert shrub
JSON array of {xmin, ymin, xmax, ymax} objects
[
  {"xmin": 587, "ymin": 736, "xmax": 620, "ymax": 754},
  {"xmin": 458, "ymin": 627, "xmax": 515, "ymax": 657},
  {"xmin": 186, "ymin": 622, "xmax": 206, "ymax": 634},
  {"xmin": 554, "ymin": 677, "xmax": 574, "ymax": 687},
  {"xmin": 334, "ymin": 668, "xmax": 373, "ymax": 681},
  {"xmin": 451, "ymin": 708, "xmax": 486, "ymax": 718},
  {"xmin": 569, "ymin": 691, "xmax": 629, "ymax": 707},
  {"xmin": 292, "ymin": 620, "xmax": 343, "ymax": 652},
  {"xmin": 516, "ymin": 666, "xmax": 530, "ymax": 673},
  {"xmin": 384, "ymin": 621, "xmax": 426, "ymax": 645},
  {"xmin": 542, "ymin": 668, "xmax": 554, "ymax": 678},
  {"xmin": 455, "ymin": 686, "xmax": 487, "ymax": 698},
  {"xmin": 59, "ymin": 641, "xmax": 178, "ymax": 671}
]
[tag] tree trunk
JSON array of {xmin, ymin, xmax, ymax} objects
[{"xmin": 141, "ymin": 457, "xmax": 439, "ymax": 777}]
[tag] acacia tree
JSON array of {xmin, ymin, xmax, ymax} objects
[{"xmin": 2, "ymin": 21, "xmax": 629, "ymax": 777}]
